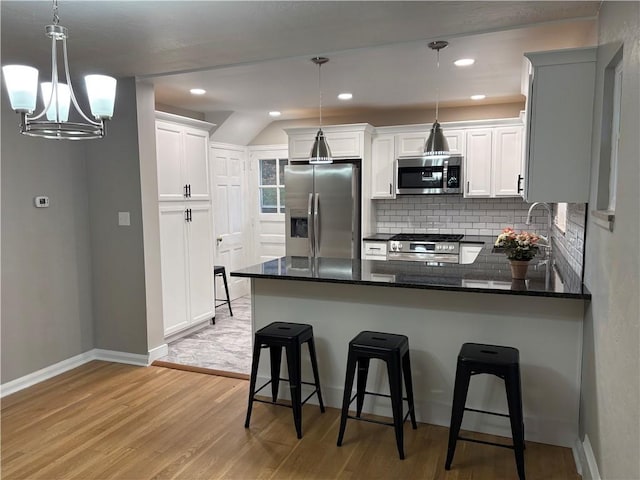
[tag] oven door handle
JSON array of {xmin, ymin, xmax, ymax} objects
[{"xmin": 442, "ymin": 160, "xmax": 449, "ymax": 193}]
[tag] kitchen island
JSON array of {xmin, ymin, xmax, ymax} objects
[{"xmin": 232, "ymin": 243, "xmax": 589, "ymax": 448}]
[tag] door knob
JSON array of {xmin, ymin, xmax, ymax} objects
[{"xmin": 216, "ymin": 236, "xmax": 223, "ymax": 244}]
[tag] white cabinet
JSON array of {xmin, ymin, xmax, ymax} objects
[
  {"xmin": 287, "ymin": 125, "xmax": 371, "ymax": 159},
  {"xmin": 465, "ymin": 128, "xmax": 493, "ymax": 197},
  {"xmin": 523, "ymin": 47, "xmax": 596, "ymax": 203},
  {"xmin": 395, "ymin": 129, "xmax": 464, "ymax": 157},
  {"xmin": 159, "ymin": 203, "xmax": 214, "ymax": 336},
  {"xmin": 156, "ymin": 113, "xmax": 213, "ymax": 202},
  {"xmin": 363, "ymin": 240, "xmax": 388, "ymax": 260},
  {"xmin": 371, "ymin": 135, "xmax": 396, "ymax": 199},
  {"xmin": 464, "ymin": 125, "xmax": 523, "ymax": 198}
]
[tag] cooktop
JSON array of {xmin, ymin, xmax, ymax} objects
[{"xmin": 389, "ymin": 234, "xmax": 464, "ymax": 242}]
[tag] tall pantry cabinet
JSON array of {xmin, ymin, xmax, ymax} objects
[{"xmin": 155, "ymin": 112, "xmax": 216, "ymax": 337}]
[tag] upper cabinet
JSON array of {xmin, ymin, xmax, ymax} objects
[
  {"xmin": 155, "ymin": 112, "xmax": 216, "ymax": 202},
  {"xmin": 285, "ymin": 124, "xmax": 373, "ymax": 159},
  {"xmin": 372, "ymin": 119, "xmax": 523, "ymax": 200},
  {"xmin": 522, "ymin": 47, "xmax": 596, "ymax": 203}
]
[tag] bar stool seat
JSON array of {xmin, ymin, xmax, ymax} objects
[
  {"xmin": 445, "ymin": 342, "xmax": 526, "ymax": 480},
  {"xmin": 212, "ymin": 265, "xmax": 232, "ymax": 323},
  {"xmin": 336, "ymin": 331, "xmax": 417, "ymax": 459},
  {"xmin": 245, "ymin": 322, "xmax": 325, "ymax": 439}
]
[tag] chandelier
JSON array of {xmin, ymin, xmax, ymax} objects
[{"xmin": 2, "ymin": 0, "xmax": 117, "ymax": 140}]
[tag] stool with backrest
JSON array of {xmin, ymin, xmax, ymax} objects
[
  {"xmin": 212, "ymin": 265, "xmax": 232, "ymax": 323},
  {"xmin": 245, "ymin": 322, "xmax": 325, "ymax": 439},
  {"xmin": 445, "ymin": 342, "xmax": 526, "ymax": 480},
  {"xmin": 336, "ymin": 331, "xmax": 417, "ymax": 460}
]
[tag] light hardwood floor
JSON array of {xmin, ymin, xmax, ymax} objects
[{"xmin": 1, "ymin": 361, "xmax": 580, "ymax": 479}]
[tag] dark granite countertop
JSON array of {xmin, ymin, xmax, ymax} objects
[
  {"xmin": 362, "ymin": 234, "xmax": 394, "ymax": 241},
  {"xmin": 232, "ymin": 237, "xmax": 590, "ymax": 299}
]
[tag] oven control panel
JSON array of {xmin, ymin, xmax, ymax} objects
[{"xmin": 388, "ymin": 241, "xmax": 459, "ymax": 254}]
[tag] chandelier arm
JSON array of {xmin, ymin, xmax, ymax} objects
[
  {"xmin": 62, "ymin": 37, "xmax": 101, "ymax": 126},
  {"xmin": 30, "ymin": 36, "xmax": 59, "ymax": 120}
]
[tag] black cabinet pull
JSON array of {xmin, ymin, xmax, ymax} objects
[
  {"xmin": 187, "ymin": 184, "xmax": 191, "ymax": 197},
  {"xmin": 184, "ymin": 184, "xmax": 188, "ymax": 198},
  {"xmin": 188, "ymin": 208, "xmax": 192, "ymax": 222},
  {"xmin": 184, "ymin": 209, "xmax": 189, "ymax": 222},
  {"xmin": 517, "ymin": 174, "xmax": 523, "ymax": 193}
]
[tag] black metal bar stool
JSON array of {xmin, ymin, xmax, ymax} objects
[
  {"xmin": 336, "ymin": 331, "xmax": 417, "ymax": 459},
  {"xmin": 445, "ymin": 342, "xmax": 526, "ymax": 480},
  {"xmin": 245, "ymin": 322, "xmax": 325, "ymax": 439},
  {"xmin": 212, "ymin": 265, "xmax": 232, "ymax": 323}
]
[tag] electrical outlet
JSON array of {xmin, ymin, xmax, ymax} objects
[{"xmin": 34, "ymin": 196, "xmax": 50, "ymax": 208}]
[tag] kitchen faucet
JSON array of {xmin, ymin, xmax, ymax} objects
[{"xmin": 525, "ymin": 202, "xmax": 553, "ymax": 257}]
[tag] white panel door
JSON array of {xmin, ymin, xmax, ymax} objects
[
  {"xmin": 211, "ymin": 145, "xmax": 250, "ymax": 299},
  {"xmin": 158, "ymin": 205, "xmax": 189, "ymax": 335},
  {"xmin": 187, "ymin": 204, "xmax": 215, "ymax": 324},
  {"xmin": 156, "ymin": 122, "xmax": 185, "ymax": 201},
  {"xmin": 493, "ymin": 126, "xmax": 523, "ymax": 197},
  {"xmin": 465, "ymin": 128, "xmax": 493, "ymax": 197},
  {"xmin": 183, "ymin": 128, "xmax": 210, "ymax": 200}
]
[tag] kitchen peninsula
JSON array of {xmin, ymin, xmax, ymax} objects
[{"xmin": 232, "ymin": 243, "xmax": 590, "ymax": 448}]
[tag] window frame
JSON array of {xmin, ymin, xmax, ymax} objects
[{"xmin": 255, "ymin": 153, "xmax": 289, "ymax": 216}]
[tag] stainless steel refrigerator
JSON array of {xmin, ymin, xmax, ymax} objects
[{"xmin": 285, "ymin": 163, "xmax": 360, "ymax": 259}]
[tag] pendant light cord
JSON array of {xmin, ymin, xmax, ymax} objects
[
  {"xmin": 318, "ymin": 62, "xmax": 323, "ymax": 129},
  {"xmin": 435, "ymin": 48, "xmax": 440, "ymax": 122}
]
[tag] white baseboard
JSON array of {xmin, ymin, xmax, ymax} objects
[
  {"xmin": 574, "ymin": 434, "xmax": 601, "ymax": 480},
  {"xmin": 1, "ymin": 345, "xmax": 169, "ymax": 398},
  {"xmin": 148, "ymin": 344, "xmax": 168, "ymax": 364}
]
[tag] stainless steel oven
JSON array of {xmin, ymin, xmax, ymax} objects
[
  {"xmin": 387, "ymin": 234, "xmax": 463, "ymax": 263},
  {"xmin": 396, "ymin": 155, "xmax": 463, "ymax": 194}
]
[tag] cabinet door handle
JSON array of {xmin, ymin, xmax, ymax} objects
[
  {"xmin": 389, "ymin": 183, "xmax": 392, "ymax": 195},
  {"xmin": 187, "ymin": 184, "xmax": 191, "ymax": 198},
  {"xmin": 517, "ymin": 175, "xmax": 523, "ymax": 193},
  {"xmin": 466, "ymin": 181, "xmax": 470, "ymax": 194},
  {"xmin": 184, "ymin": 184, "xmax": 188, "ymax": 198},
  {"xmin": 185, "ymin": 209, "xmax": 189, "ymax": 222}
]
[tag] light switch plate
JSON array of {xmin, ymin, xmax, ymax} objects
[{"xmin": 118, "ymin": 211, "xmax": 131, "ymax": 226}]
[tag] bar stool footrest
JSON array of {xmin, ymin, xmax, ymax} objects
[
  {"xmin": 464, "ymin": 406, "xmax": 511, "ymax": 418},
  {"xmin": 458, "ymin": 436, "xmax": 515, "ymax": 450}
]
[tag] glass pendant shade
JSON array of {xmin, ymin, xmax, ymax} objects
[
  {"xmin": 41, "ymin": 82, "xmax": 70, "ymax": 121},
  {"xmin": 424, "ymin": 121, "xmax": 450, "ymax": 157},
  {"xmin": 309, "ymin": 129, "xmax": 332, "ymax": 164},
  {"xmin": 85, "ymin": 75, "xmax": 117, "ymax": 119},
  {"xmin": 2, "ymin": 65, "xmax": 39, "ymax": 112}
]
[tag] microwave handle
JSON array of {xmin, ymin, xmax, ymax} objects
[{"xmin": 442, "ymin": 160, "xmax": 449, "ymax": 193}]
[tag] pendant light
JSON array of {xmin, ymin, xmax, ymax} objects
[
  {"xmin": 309, "ymin": 57, "xmax": 332, "ymax": 164},
  {"xmin": 1, "ymin": 0, "xmax": 117, "ymax": 140},
  {"xmin": 424, "ymin": 40, "xmax": 450, "ymax": 157}
]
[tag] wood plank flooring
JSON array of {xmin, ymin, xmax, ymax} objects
[{"xmin": 1, "ymin": 361, "xmax": 580, "ymax": 479}]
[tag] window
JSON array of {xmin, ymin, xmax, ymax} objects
[
  {"xmin": 259, "ymin": 158, "xmax": 288, "ymax": 213},
  {"xmin": 555, "ymin": 203, "xmax": 568, "ymax": 234}
]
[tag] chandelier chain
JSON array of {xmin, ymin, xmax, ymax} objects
[{"xmin": 52, "ymin": 0, "xmax": 60, "ymax": 25}]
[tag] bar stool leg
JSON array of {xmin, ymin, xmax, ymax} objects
[
  {"xmin": 245, "ymin": 340, "xmax": 263, "ymax": 428},
  {"xmin": 402, "ymin": 351, "xmax": 418, "ymax": 429},
  {"xmin": 355, "ymin": 357, "xmax": 370, "ymax": 417},
  {"xmin": 337, "ymin": 350, "xmax": 357, "ymax": 447},
  {"xmin": 307, "ymin": 337, "xmax": 325, "ymax": 412},
  {"xmin": 221, "ymin": 271, "xmax": 233, "ymax": 316},
  {"xmin": 285, "ymin": 343, "xmax": 303, "ymax": 439},
  {"xmin": 505, "ymin": 368, "xmax": 526, "ymax": 480},
  {"xmin": 387, "ymin": 354, "xmax": 405, "ymax": 459},
  {"xmin": 269, "ymin": 346, "xmax": 283, "ymax": 403},
  {"xmin": 445, "ymin": 362, "xmax": 472, "ymax": 469}
]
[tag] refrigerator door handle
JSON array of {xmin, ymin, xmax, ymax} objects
[
  {"xmin": 314, "ymin": 193, "xmax": 320, "ymax": 256},
  {"xmin": 307, "ymin": 192, "xmax": 314, "ymax": 256}
]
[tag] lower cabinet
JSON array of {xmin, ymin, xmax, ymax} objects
[
  {"xmin": 363, "ymin": 240, "xmax": 388, "ymax": 260},
  {"xmin": 159, "ymin": 203, "xmax": 215, "ymax": 336}
]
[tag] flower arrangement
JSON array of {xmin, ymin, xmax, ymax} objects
[{"xmin": 495, "ymin": 227, "xmax": 540, "ymax": 261}]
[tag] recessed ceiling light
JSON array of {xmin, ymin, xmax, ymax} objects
[
  {"xmin": 471, "ymin": 94, "xmax": 486, "ymax": 100},
  {"xmin": 454, "ymin": 58, "xmax": 475, "ymax": 67},
  {"xmin": 269, "ymin": 111, "xmax": 281, "ymax": 117},
  {"xmin": 338, "ymin": 93, "xmax": 353, "ymax": 100},
  {"xmin": 190, "ymin": 88, "xmax": 206, "ymax": 95}
]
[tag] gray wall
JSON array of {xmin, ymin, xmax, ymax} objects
[
  {"xmin": 85, "ymin": 77, "xmax": 149, "ymax": 355},
  {"xmin": 1, "ymin": 95, "xmax": 94, "ymax": 382},
  {"xmin": 582, "ymin": 2, "xmax": 640, "ymax": 479}
]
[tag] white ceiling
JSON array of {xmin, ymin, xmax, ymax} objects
[{"xmin": 1, "ymin": 1, "xmax": 599, "ymax": 127}]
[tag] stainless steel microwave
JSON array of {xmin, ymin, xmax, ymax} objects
[{"xmin": 396, "ymin": 155, "xmax": 463, "ymax": 194}]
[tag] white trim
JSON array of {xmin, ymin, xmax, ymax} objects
[
  {"xmin": 0, "ymin": 351, "xmax": 95, "ymax": 398},
  {"xmin": 374, "ymin": 116, "xmax": 524, "ymax": 135},
  {"xmin": 147, "ymin": 344, "xmax": 169, "ymax": 364},
  {"xmin": 155, "ymin": 111, "xmax": 216, "ymax": 133},
  {"xmin": 248, "ymin": 144, "xmax": 288, "ymax": 153},
  {"xmin": 209, "ymin": 141, "xmax": 246, "ymax": 152},
  {"xmin": 574, "ymin": 435, "xmax": 602, "ymax": 480},
  {"xmin": 0, "ymin": 347, "xmax": 166, "ymax": 398}
]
